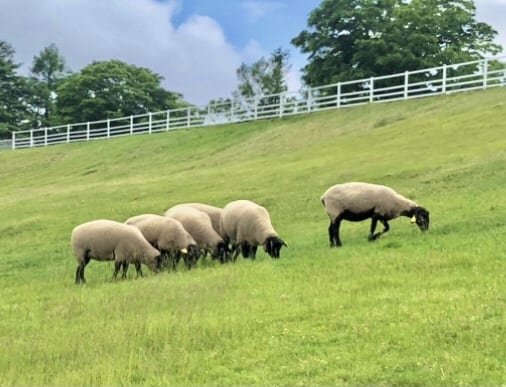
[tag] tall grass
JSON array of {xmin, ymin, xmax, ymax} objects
[{"xmin": 0, "ymin": 88, "xmax": 505, "ymax": 386}]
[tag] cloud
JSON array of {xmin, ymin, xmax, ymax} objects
[
  {"xmin": 241, "ymin": 1, "xmax": 285, "ymax": 22},
  {"xmin": 0, "ymin": 0, "xmax": 242, "ymax": 105}
]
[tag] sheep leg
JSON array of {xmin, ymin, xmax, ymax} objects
[
  {"xmin": 75, "ymin": 254, "xmax": 90, "ymax": 284},
  {"xmin": 75, "ymin": 262, "xmax": 86, "ymax": 284},
  {"xmin": 250, "ymin": 245, "xmax": 258, "ymax": 259},
  {"xmin": 231, "ymin": 244, "xmax": 240, "ymax": 261},
  {"xmin": 134, "ymin": 261, "xmax": 143, "ymax": 278},
  {"xmin": 369, "ymin": 216, "xmax": 389, "ymax": 241},
  {"xmin": 113, "ymin": 261, "xmax": 122, "ymax": 280},
  {"xmin": 368, "ymin": 217, "xmax": 380, "ymax": 241},
  {"xmin": 378, "ymin": 219, "xmax": 390, "ymax": 237},
  {"xmin": 329, "ymin": 218, "xmax": 342, "ymax": 247},
  {"xmin": 121, "ymin": 262, "xmax": 130, "ymax": 279}
]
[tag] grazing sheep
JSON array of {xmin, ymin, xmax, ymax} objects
[
  {"xmin": 220, "ymin": 199, "xmax": 287, "ymax": 260},
  {"xmin": 169, "ymin": 203, "xmax": 224, "ymax": 238},
  {"xmin": 320, "ymin": 182, "xmax": 430, "ymax": 247},
  {"xmin": 125, "ymin": 214, "xmax": 199, "ymax": 270},
  {"xmin": 71, "ymin": 219, "xmax": 162, "ymax": 284},
  {"xmin": 164, "ymin": 206, "xmax": 229, "ymax": 264}
]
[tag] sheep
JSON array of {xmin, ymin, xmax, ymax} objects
[
  {"xmin": 125, "ymin": 214, "xmax": 199, "ymax": 270},
  {"xmin": 164, "ymin": 206, "xmax": 229, "ymax": 264},
  {"xmin": 71, "ymin": 219, "xmax": 162, "ymax": 284},
  {"xmin": 220, "ymin": 199, "xmax": 287, "ymax": 260},
  {"xmin": 320, "ymin": 182, "xmax": 430, "ymax": 247},
  {"xmin": 168, "ymin": 203, "xmax": 224, "ymax": 238}
]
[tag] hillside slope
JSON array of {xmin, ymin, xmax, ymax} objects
[{"xmin": 0, "ymin": 88, "xmax": 505, "ymax": 386}]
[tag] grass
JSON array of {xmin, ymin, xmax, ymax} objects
[{"xmin": 0, "ymin": 88, "xmax": 505, "ymax": 386}]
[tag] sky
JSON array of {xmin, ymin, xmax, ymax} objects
[{"xmin": 1, "ymin": 0, "xmax": 505, "ymax": 106}]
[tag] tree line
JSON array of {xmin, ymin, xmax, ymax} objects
[{"xmin": 0, "ymin": 0, "xmax": 502, "ymax": 139}]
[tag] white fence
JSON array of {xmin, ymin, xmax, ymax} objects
[{"xmin": 7, "ymin": 56, "xmax": 506, "ymax": 150}]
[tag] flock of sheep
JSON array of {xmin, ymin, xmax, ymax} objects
[
  {"xmin": 71, "ymin": 182, "xmax": 430, "ymax": 284},
  {"xmin": 71, "ymin": 200, "xmax": 287, "ymax": 284}
]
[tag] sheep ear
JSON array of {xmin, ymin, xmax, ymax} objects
[
  {"xmin": 410, "ymin": 215, "xmax": 416, "ymax": 224},
  {"xmin": 282, "ymin": 240, "xmax": 288, "ymax": 247}
]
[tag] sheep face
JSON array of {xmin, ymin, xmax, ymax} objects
[
  {"xmin": 187, "ymin": 244, "xmax": 200, "ymax": 264},
  {"xmin": 146, "ymin": 253, "xmax": 163, "ymax": 273},
  {"xmin": 412, "ymin": 207, "xmax": 430, "ymax": 231},
  {"xmin": 212, "ymin": 241, "xmax": 230, "ymax": 263},
  {"xmin": 263, "ymin": 236, "xmax": 287, "ymax": 258}
]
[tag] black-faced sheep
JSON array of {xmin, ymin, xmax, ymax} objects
[
  {"xmin": 71, "ymin": 219, "xmax": 162, "ymax": 284},
  {"xmin": 125, "ymin": 214, "xmax": 199, "ymax": 270},
  {"xmin": 220, "ymin": 199, "xmax": 287, "ymax": 260},
  {"xmin": 320, "ymin": 182, "xmax": 430, "ymax": 247},
  {"xmin": 164, "ymin": 206, "xmax": 229, "ymax": 264}
]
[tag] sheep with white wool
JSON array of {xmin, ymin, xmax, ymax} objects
[
  {"xmin": 71, "ymin": 219, "xmax": 162, "ymax": 284},
  {"xmin": 320, "ymin": 182, "xmax": 430, "ymax": 247},
  {"xmin": 125, "ymin": 214, "xmax": 199, "ymax": 270},
  {"xmin": 164, "ymin": 206, "xmax": 229, "ymax": 264},
  {"xmin": 220, "ymin": 199, "xmax": 287, "ymax": 260},
  {"xmin": 168, "ymin": 203, "xmax": 224, "ymax": 238}
]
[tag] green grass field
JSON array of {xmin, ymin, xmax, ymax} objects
[{"xmin": 0, "ymin": 88, "xmax": 505, "ymax": 386}]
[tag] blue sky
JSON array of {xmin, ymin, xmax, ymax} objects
[
  {"xmin": 0, "ymin": 0, "xmax": 504, "ymax": 106},
  {"xmin": 171, "ymin": 1, "xmax": 320, "ymax": 53}
]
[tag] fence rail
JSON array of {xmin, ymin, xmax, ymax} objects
[{"xmin": 7, "ymin": 56, "xmax": 506, "ymax": 150}]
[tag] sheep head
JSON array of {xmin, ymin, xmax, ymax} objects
[
  {"xmin": 264, "ymin": 236, "xmax": 287, "ymax": 258},
  {"xmin": 412, "ymin": 206, "xmax": 430, "ymax": 231}
]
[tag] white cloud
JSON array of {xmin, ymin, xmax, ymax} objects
[
  {"xmin": 242, "ymin": 39, "xmax": 267, "ymax": 63},
  {"xmin": 241, "ymin": 1, "xmax": 285, "ymax": 22},
  {"xmin": 0, "ymin": 0, "xmax": 241, "ymax": 105}
]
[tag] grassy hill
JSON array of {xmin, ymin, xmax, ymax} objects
[{"xmin": 0, "ymin": 88, "xmax": 505, "ymax": 386}]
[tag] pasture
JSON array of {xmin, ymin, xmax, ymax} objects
[{"xmin": 0, "ymin": 88, "xmax": 505, "ymax": 386}]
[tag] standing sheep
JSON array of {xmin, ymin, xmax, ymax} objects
[
  {"xmin": 164, "ymin": 206, "xmax": 229, "ymax": 264},
  {"xmin": 168, "ymin": 203, "xmax": 224, "ymax": 238},
  {"xmin": 220, "ymin": 199, "xmax": 287, "ymax": 260},
  {"xmin": 71, "ymin": 219, "xmax": 162, "ymax": 284},
  {"xmin": 125, "ymin": 214, "xmax": 199, "ymax": 270},
  {"xmin": 320, "ymin": 182, "xmax": 430, "ymax": 247}
]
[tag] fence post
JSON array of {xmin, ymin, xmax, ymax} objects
[
  {"xmin": 231, "ymin": 101, "xmax": 235, "ymax": 121},
  {"xmin": 307, "ymin": 87, "xmax": 312, "ymax": 112},
  {"xmin": 130, "ymin": 115, "xmax": 134, "ymax": 135},
  {"xmin": 279, "ymin": 93, "xmax": 283, "ymax": 118},
  {"xmin": 148, "ymin": 112, "xmax": 152, "ymax": 134},
  {"xmin": 483, "ymin": 58, "xmax": 488, "ymax": 89},
  {"xmin": 44, "ymin": 128, "xmax": 48, "ymax": 146},
  {"xmin": 166, "ymin": 110, "xmax": 170, "ymax": 131},
  {"xmin": 12, "ymin": 131, "xmax": 16, "ymax": 150},
  {"xmin": 86, "ymin": 122, "xmax": 90, "ymax": 141},
  {"xmin": 30, "ymin": 129, "xmax": 34, "ymax": 148},
  {"xmin": 254, "ymin": 97, "xmax": 258, "ymax": 120},
  {"xmin": 442, "ymin": 64, "xmax": 447, "ymax": 93},
  {"xmin": 369, "ymin": 77, "xmax": 374, "ymax": 103},
  {"xmin": 336, "ymin": 83, "xmax": 341, "ymax": 108},
  {"xmin": 67, "ymin": 124, "xmax": 70, "ymax": 143},
  {"xmin": 404, "ymin": 71, "xmax": 409, "ymax": 99},
  {"xmin": 107, "ymin": 119, "xmax": 110, "ymax": 138},
  {"xmin": 187, "ymin": 107, "xmax": 191, "ymax": 128}
]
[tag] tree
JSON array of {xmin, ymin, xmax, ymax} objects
[
  {"xmin": 55, "ymin": 60, "xmax": 185, "ymax": 123},
  {"xmin": 30, "ymin": 43, "xmax": 70, "ymax": 127},
  {"xmin": 0, "ymin": 41, "xmax": 29, "ymax": 138},
  {"xmin": 234, "ymin": 47, "xmax": 291, "ymax": 106},
  {"xmin": 291, "ymin": 0, "xmax": 503, "ymax": 87}
]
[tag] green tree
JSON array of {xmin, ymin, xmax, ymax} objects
[
  {"xmin": 291, "ymin": 0, "xmax": 503, "ymax": 87},
  {"xmin": 30, "ymin": 43, "xmax": 70, "ymax": 127},
  {"xmin": 234, "ymin": 47, "xmax": 290, "ymax": 105},
  {"xmin": 55, "ymin": 60, "xmax": 185, "ymax": 123},
  {"xmin": 0, "ymin": 41, "xmax": 30, "ymax": 138}
]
